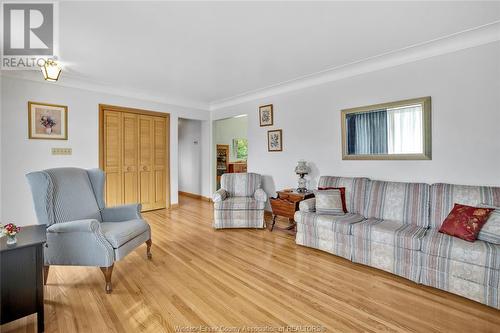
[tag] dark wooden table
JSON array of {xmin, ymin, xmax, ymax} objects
[
  {"xmin": 269, "ymin": 189, "xmax": 314, "ymax": 233},
  {"xmin": 1, "ymin": 225, "xmax": 46, "ymax": 333}
]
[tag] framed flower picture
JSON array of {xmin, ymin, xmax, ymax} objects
[
  {"xmin": 259, "ymin": 104, "xmax": 273, "ymax": 127},
  {"xmin": 28, "ymin": 101, "xmax": 68, "ymax": 140},
  {"xmin": 267, "ymin": 129, "xmax": 283, "ymax": 152}
]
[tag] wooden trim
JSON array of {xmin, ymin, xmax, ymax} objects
[
  {"xmin": 166, "ymin": 115, "xmax": 171, "ymax": 209},
  {"xmin": 341, "ymin": 96, "xmax": 432, "ymax": 160},
  {"xmin": 98, "ymin": 104, "xmax": 171, "ymax": 209},
  {"xmin": 178, "ymin": 191, "xmax": 212, "ymax": 202},
  {"xmin": 178, "ymin": 191, "xmax": 202, "ymax": 199},
  {"xmin": 99, "ymin": 104, "xmax": 170, "ymax": 118},
  {"xmin": 170, "ymin": 203, "xmax": 180, "ymax": 209},
  {"xmin": 28, "ymin": 101, "xmax": 68, "ymax": 140}
]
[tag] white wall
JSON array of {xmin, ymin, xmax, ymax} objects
[
  {"xmin": 178, "ymin": 118, "xmax": 202, "ymax": 195},
  {"xmin": 0, "ymin": 76, "xmax": 210, "ymax": 225},
  {"xmin": 201, "ymin": 120, "xmax": 212, "ymax": 198},
  {"xmin": 0, "ymin": 75, "xmax": 3, "ymax": 219},
  {"xmin": 212, "ymin": 42, "xmax": 500, "ymax": 196}
]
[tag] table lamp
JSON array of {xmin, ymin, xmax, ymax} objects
[{"xmin": 294, "ymin": 160, "xmax": 310, "ymax": 193}]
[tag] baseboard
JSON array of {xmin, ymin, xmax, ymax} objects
[
  {"xmin": 170, "ymin": 203, "xmax": 180, "ymax": 209},
  {"xmin": 179, "ymin": 191, "xmax": 212, "ymax": 202}
]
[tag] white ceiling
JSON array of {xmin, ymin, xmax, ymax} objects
[{"xmin": 13, "ymin": 1, "xmax": 500, "ymax": 108}]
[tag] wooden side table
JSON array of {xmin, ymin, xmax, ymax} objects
[
  {"xmin": 1, "ymin": 225, "xmax": 46, "ymax": 333},
  {"xmin": 269, "ymin": 189, "xmax": 314, "ymax": 233}
]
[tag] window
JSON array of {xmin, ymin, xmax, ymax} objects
[
  {"xmin": 233, "ymin": 138, "xmax": 248, "ymax": 160},
  {"xmin": 342, "ymin": 97, "xmax": 431, "ymax": 160},
  {"xmin": 387, "ymin": 105, "xmax": 423, "ymax": 154}
]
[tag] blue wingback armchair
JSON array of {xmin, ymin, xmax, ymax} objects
[{"xmin": 26, "ymin": 167, "xmax": 152, "ymax": 293}]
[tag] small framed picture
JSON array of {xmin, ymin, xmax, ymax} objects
[
  {"xmin": 267, "ymin": 129, "xmax": 283, "ymax": 152},
  {"xmin": 259, "ymin": 104, "xmax": 273, "ymax": 127},
  {"xmin": 28, "ymin": 101, "xmax": 68, "ymax": 140}
]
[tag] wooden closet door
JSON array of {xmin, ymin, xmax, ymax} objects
[
  {"xmin": 103, "ymin": 110, "xmax": 122, "ymax": 207},
  {"xmin": 152, "ymin": 116, "xmax": 168, "ymax": 209},
  {"xmin": 122, "ymin": 113, "xmax": 139, "ymax": 204},
  {"xmin": 138, "ymin": 115, "xmax": 154, "ymax": 211}
]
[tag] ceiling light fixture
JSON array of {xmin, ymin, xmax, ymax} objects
[{"xmin": 39, "ymin": 58, "xmax": 62, "ymax": 82}]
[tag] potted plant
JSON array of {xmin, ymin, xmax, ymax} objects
[{"xmin": 2, "ymin": 223, "xmax": 21, "ymax": 245}]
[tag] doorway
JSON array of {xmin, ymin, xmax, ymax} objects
[
  {"xmin": 178, "ymin": 118, "xmax": 203, "ymax": 198},
  {"xmin": 213, "ymin": 115, "xmax": 248, "ymax": 190}
]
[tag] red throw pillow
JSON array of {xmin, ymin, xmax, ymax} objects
[
  {"xmin": 439, "ymin": 203, "xmax": 494, "ymax": 242},
  {"xmin": 317, "ymin": 187, "xmax": 347, "ymax": 213}
]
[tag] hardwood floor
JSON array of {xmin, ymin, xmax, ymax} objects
[{"xmin": 3, "ymin": 195, "xmax": 500, "ymax": 333}]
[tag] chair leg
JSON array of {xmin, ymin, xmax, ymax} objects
[
  {"xmin": 43, "ymin": 265, "xmax": 50, "ymax": 285},
  {"xmin": 146, "ymin": 239, "xmax": 152, "ymax": 259},
  {"xmin": 100, "ymin": 264, "xmax": 114, "ymax": 294}
]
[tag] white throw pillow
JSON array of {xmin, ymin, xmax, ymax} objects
[
  {"xmin": 314, "ymin": 189, "xmax": 345, "ymax": 215},
  {"xmin": 478, "ymin": 204, "xmax": 500, "ymax": 245}
]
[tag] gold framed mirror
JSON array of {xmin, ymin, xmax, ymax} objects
[{"xmin": 341, "ymin": 97, "xmax": 431, "ymax": 160}]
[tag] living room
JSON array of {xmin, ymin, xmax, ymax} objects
[{"xmin": 1, "ymin": 1, "xmax": 499, "ymax": 332}]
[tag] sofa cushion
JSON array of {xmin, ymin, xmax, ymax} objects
[
  {"xmin": 314, "ymin": 189, "xmax": 345, "ymax": 215},
  {"xmin": 363, "ymin": 180, "xmax": 430, "ymax": 227},
  {"xmin": 429, "ymin": 183, "xmax": 500, "ymax": 228},
  {"xmin": 294, "ymin": 211, "xmax": 365, "ymax": 235},
  {"xmin": 317, "ymin": 176, "xmax": 369, "ymax": 215},
  {"xmin": 45, "ymin": 168, "xmax": 103, "ymax": 223},
  {"xmin": 351, "ymin": 218, "xmax": 427, "ymax": 250},
  {"xmin": 478, "ymin": 207, "xmax": 500, "ymax": 245},
  {"xmin": 214, "ymin": 197, "xmax": 265, "ymax": 210},
  {"xmin": 422, "ymin": 229, "xmax": 500, "ymax": 269},
  {"xmin": 221, "ymin": 173, "xmax": 261, "ymax": 197},
  {"xmin": 439, "ymin": 204, "xmax": 494, "ymax": 242},
  {"xmin": 317, "ymin": 187, "xmax": 347, "ymax": 213},
  {"xmin": 101, "ymin": 219, "xmax": 149, "ymax": 248}
]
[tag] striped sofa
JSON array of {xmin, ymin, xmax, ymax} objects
[{"xmin": 294, "ymin": 176, "xmax": 500, "ymax": 309}]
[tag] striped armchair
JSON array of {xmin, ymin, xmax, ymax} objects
[
  {"xmin": 26, "ymin": 167, "xmax": 152, "ymax": 293},
  {"xmin": 212, "ymin": 173, "xmax": 268, "ymax": 229}
]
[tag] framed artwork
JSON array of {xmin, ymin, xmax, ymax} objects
[
  {"xmin": 267, "ymin": 129, "xmax": 283, "ymax": 152},
  {"xmin": 259, "ymin": 104, "xmax": 273, "ymax": 127},
  {"xmin": 28, "ymin": 101, "xmax": 68, "ymax": 140}
]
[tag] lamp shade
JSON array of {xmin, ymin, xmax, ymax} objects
[
  {"xmin": 40, "ymin": 59, "xmax": 62, "ymax": 82},
  {"xmin": 294, "ymin": 160, "xmax": 310, "ymax": 174}
]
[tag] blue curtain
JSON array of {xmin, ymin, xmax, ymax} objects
[{"xmin": 346, "ymin": 110, "xmax": 388, "ymax": 155}]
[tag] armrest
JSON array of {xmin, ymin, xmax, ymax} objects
[
  {"xmin": 47, "ymin": 219, "xmax": 101, "ymax": 233},
  {"xmin": 254, "ymin": 188, "xmax": 268, "ymax": 202},
  {"xmin": 299, "ymin": 198, "xmax": 316, "ymax": 212},
  {"xmin": 101, "ymin": 204, "xmax": 142, "ymax": 222},
  {"xmin": 45, "ymin": 219, "xmax": 115, "ymax": 267},
  {"xmin": 212, "ymin": 189, "xmax": 228, "ymax": 203}
]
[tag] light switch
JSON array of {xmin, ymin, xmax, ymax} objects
[{"xmin": 52, "ymin": 148, "xmax": 72, "ymax": 155}]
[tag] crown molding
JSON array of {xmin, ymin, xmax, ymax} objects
[
  {"xmin": 209, "ymin": 20, "xmax": 500, "ymax": 111},
  {"xmin": 0, "ymin": 70, "xmax": 210, "ymax": 111}
]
